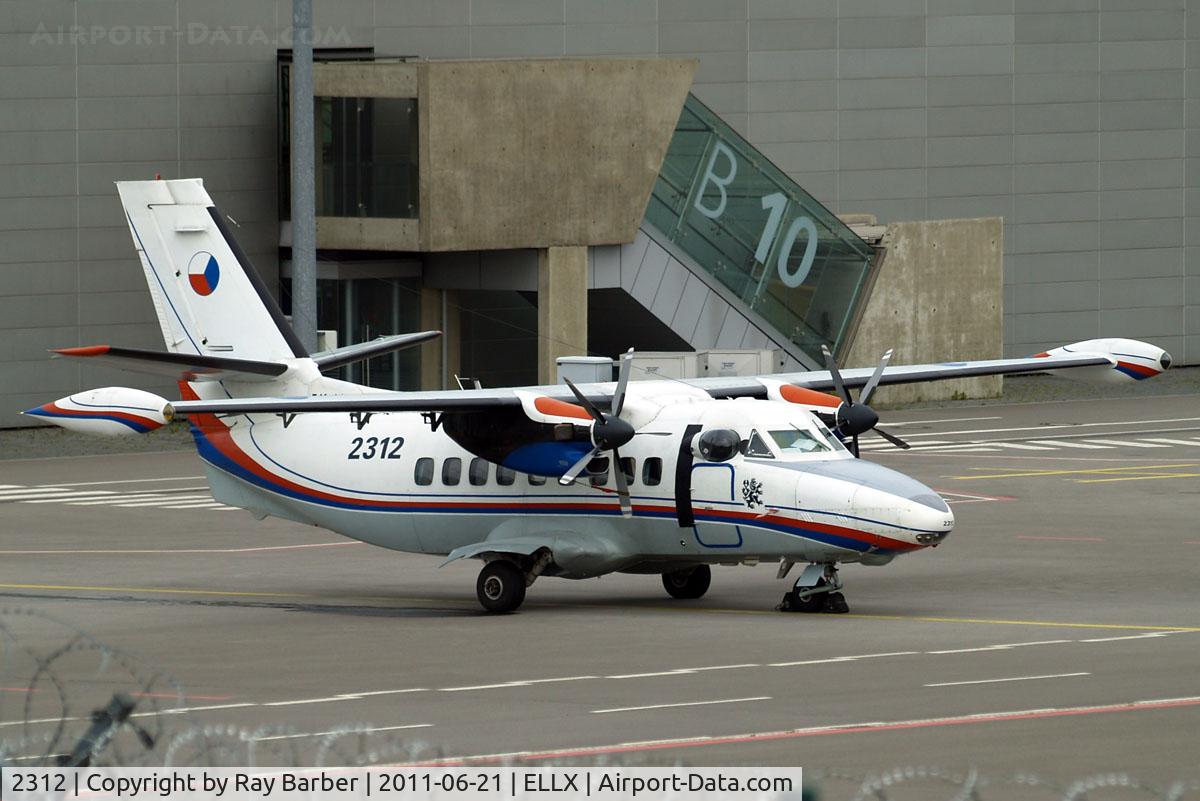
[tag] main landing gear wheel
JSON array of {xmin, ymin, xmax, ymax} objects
[
  {"xmin": 476, "ymin": 560, "xmax": 527, "ymax": 613},
  {"xmin": 662, "ymin": 564, "xmax": 711, "ymax": 599}
]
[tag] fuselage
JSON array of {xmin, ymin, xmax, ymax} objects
[{"xmin": 187, "ymin": 379, "xmax": 954, "ymax": 579}]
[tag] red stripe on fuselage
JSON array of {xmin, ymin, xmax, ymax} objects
[{"xmin": 41, "ymin": 402, "xmax": 159, "ymax": 429}]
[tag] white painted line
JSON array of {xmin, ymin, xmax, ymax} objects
[
  {"xmin": 1140, "ymin": 438, "xmax": 1200, "ymax": 446},
  {"xmin": 995, "ymin": 442, "xmax": 1055, "ymax": 451},
  {"xmin": 116, "ymin": 495, "xmax": 213, "ymax": 507},
  {"xmin": 68, "ymin": 495, "xmax": 179, "ymax": 506},
  {"xmin": 439, "ymin": 675, "xmax": 597, "ymax": 692},
  {"xmin": 253, "ymin": 723, "xmax": 433, "ymax": 741},
  {"xmin": 262, "ymin": 696, "xmax": 352, "ymax": 707},
  {"xmin": 1083, "ymin": 439, "xmax": 1170, "ymax": 448},
  {"xmin": 690, "ymin": 663, "xmax": 760, "ymax": 672},
  {"xmin": 886, "ymin": 417, "xmax": 1003, "ymax": 427},
  {"xmin": 927, "ymin": 639, "xmax": 1072, "ymax": 654},
  {"xmin": 0, "ymin": 487, "xmax": 69, "ymax": 496},
  {"xmin": 769, "ymin": 651, "xmax": 918, "ymax": 667},
  {"xmin": 346, "ymin": 688, "xmax": 430, "ymax": 698},
  {"xmin": 1036, "ymin": 440, "xmax": 1113, "ymax": 449},
  {"xmin": 606, "ymin": 670, "xmax": 684, "ymax": 680},
  {"xmin": 46, "ymin": 476, "xmax": 205, "ymax": 488},
  {"xmin": 20, "ymin": 492, "xmax": 118, "ymax": 503},
  {"xmin": 161, "ymin": 503, "xmax": 229, "ymax": 509},
  {"xmin": 925, "ymin": 672, "xmax": 1089, "ymax": 688},
  {"xmin": 592, "ymin": 696, "xmax": 771, "ymax": 715},
  {"xmin": 0, "ymin": 491, "xmax": 76, "ymax": 501},
  {"xmin": 151, "ymin": 702, "xmax": 257, "ymax": 716},
  {"xmin": 1079, "ymin": 632, "xmax": 1178, "ymax": 643}
]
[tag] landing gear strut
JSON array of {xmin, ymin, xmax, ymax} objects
[
  {"xmin": 777, "ymin": 564, "xmax": 848, "ymax": 613},
  {"xmin": 476, "ymin": 560, "xmax": 526, "ymax": 613},
  {"xmin": 662, "ymin": 564, "xmax": 711, "ymax": 599}
]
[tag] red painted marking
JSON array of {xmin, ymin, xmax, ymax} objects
[
  {"xmin": 189, "ymin": 273, "xmax": 213, "ymax": 296},
  {"xmin": 1117, "ymin": 360, "xmax": 1158, "ymax": 378},
  {"xmin": 532, "ymin": 396, "xmax": 592, "ymax": 421},
  {"xmin": 1018, "ymin": 535, "xmax": 1105, "ymax": 542},
  {"xmin": 41, "ymin": 402, "xmax": 162, "ymax": 430},
  {"xmin": 779, "ymin": 385, "xmax": 842, "ymax": 409},
  {"xmin": 52, "ymin": 345, "xmax": 111, "ymax": 357},
  {"xmin": 1031, "ymin": 351, "xmax": 1051, "ymax": 358},
  {"xmin": 409, "ymin": 697, "xmax": 1200, "ymax": 766}
]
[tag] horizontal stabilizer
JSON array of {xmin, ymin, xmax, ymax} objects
[
  {"xmin": 52, "ymin": 345, "xmax": 287, "ymax": 381},
  {"xmin": 312, "ymin": 330, "xmax": 442, "ymax": 372}
]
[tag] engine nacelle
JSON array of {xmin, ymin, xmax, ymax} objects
[{"xmin": 24, "ymin": 387, "xmax": 170, "ymax": 437}]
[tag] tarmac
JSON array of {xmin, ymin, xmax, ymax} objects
[{"xmin": 0, "ymin": 379, "xmax": 1196, "ymax": 781}]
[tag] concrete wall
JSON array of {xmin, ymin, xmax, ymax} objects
[{"xmin": 845, "ymin": 218, "xmax": 1004, "ymax": 405}]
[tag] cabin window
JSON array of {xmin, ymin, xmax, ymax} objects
[
  {"xmin": 770, "ymin": 427, "xmax": 830, "ymax": 453},
  {"xmin": 745, "ymin": 430, "xmax": 774, "ymax": 458},
  {"xmin": 588, "ymin": 457, "xmax": 610, "ymax": 487},
  {"xmin": 414, "ymin": 457, "xmax": 434, "ymax": 486},
  {"xmin": 442, "ymin": 457, "xmax": 461, "ymax": 485},
  {"xmin": 619, "ymin": 457, "xmax": 636, "ymax": 485},
  {"xmin": 642, "ymin": 457, "xmax": 662, "ymax": 486},
  {"xmin": 527, "ymin": 473, "xmax": 547, "ymax": 486},
  {"xmin": 469, "ymin": 457, "xmax": 489, "ymax": 486},
  {"xmin": 496, "ymin": 465, "xmax": 516, "ymax": 486}
]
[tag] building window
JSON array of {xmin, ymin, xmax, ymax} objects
[
  {"xmin": 414, "ymin": 457, "xmax": 434, "ymax": 486},
  {"xmin": 469, "ymin": 457, "xmax": 489, "ymax": 486},
  {"xmin": 442, "ymin": 457, "xmax": 462, "ymax": 486},
  {"xmin": 642, "ymin": 457, "xmax": 662, "ymax": 486},
  {"xmin": 315, "ymin": 96, "xmax": 419, "ymax": 219}
]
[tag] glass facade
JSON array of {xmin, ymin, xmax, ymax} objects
[
  {"xmin": 645, "ymin": 95, "xmax": 877, "ymax": 362},
  {"xmin": 317, "ymin": 96, "xmax": 419, "ymax": 219}
]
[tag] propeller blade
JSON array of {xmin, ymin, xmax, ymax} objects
[
  {"xmin": 850, "ymin": 434, "xmax": 860, "ymax": 458},
  {"xmin": 821, "ymin": 344, "xmax": 853, "ymax": 406},
  {"xmin": 612, "ymin": 348, "xmax": 634, "ymax": 418},
  {"xmin": 562, "ymin": 377, "xmax": 606, "ymax": 423},
  {"xmin": 559, "ymin": 446, "xmax": 601, "ymax": 485},
  {"xmin": 873, "ymin": 427, "xmax": 911, "ymax": 450},
  {"xmin": 858, "ymin": 348, "xmax": 893, "ymax": 407},
  {"xmin": 613, "ymin": 449, "xmax": 632, "ymax": 517}
]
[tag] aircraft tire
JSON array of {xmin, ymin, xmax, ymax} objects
[
  {"xmin": 662, "ymin": 564, "xmax": 711, "ymax": 599},
  {"xmin": 476, "ymin": 560, "xmax": 527, "ymax": 613}
]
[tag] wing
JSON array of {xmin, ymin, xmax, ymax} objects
[{"xmin": 51, "ymin": 345, "xmax": 287, "ymax": 381}]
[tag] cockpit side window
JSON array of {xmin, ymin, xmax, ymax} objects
[{"xmin": 745, "ymin": 430, "xmax": 774, "ymax": 458}]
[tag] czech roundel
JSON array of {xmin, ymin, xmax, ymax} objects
[{"xmin": 187, "ymin": 251, "xmax": 220, "ymax": 296}]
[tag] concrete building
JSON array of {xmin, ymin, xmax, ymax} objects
[{"xmin": 1, "ymin": 1, "xmax": 1195, "ymax": 426}]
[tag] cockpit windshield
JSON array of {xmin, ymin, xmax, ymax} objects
[{"xmin": 769, "ymin": 428, "xmax": 831, "ymax": 453}]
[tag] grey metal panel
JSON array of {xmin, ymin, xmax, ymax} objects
[
  {"xmin": 1098, "ymin": 218, "xmax": 1182, "ymax": 249},
  {"xmin": 840, "ymin": 0, "xmax": 923, "ymax": 16},
  {"xmin": 1100, "ymin": 158, "xmax": 1184, "ymax": 190},
  {"xmin": 374, "ymin": 26, "xmax": 470, "ymax": 58},
  {"xmin": 740, "ymin": 326, "xmax": 770, "ymax": 350},
  {"xmin": 690, "ymin": 291, "xmax": 728, "ymax": 349},
  {"xmin": 1099, "ymin": 277, "xmax": 1184, "ymax": 309},
  {"xmin": 747, "ymin": 111, "xmax": 838, "ymax": 143},
  {"xmin": 1012, "ymin": 191, "xmax": 1098, "ymax": 224},
  {"xmin": 0, "ymin": 261, "xmax": 77, "ymax": 295},
  {"xmin": 692, "ymin": 83, "xmax": 748, "ymax": 116},
  {"xmin": 1013, "ymin": 162, "xmax": 1098, "ymax": 193},
  {"xmin": 748, "ymin": 50, "xmax": 837, "ymax": 82},
  {"xmin": 0, "ymin": 229, "xmax": 75, "ymax": 264},
  {"xmin": 619, "ymin": 232, "xmax": 651, "ymax": 293},
  {"xmin": 1014, "ymin": 72, "xmax": 1099, "ymax": 104},
  {"xmin": 0, "ymin": 197, "xmax": 75, "ymax": 231},
  {"xmin": 669, "ymin": 273, "xmax": 709, "ymax": 341},
  {"xmin": 1100, "ymin": 100, "xmax": 1184, "ymax": 132},
  {"xmin": 1010, "ymin": 221, "xmax": 1098, "ymax": 254},
  {"xmin": 472, "ymin": 0, "xmax": 563, "ymax": 25},
  {"xmin": 837, "ymin": 17, "xmax": 926, "ymax": 49},
  {"xmin": 715, "ymin": 309, "xmax": 749, "ymax": 348},
  {"xmin": 0, "ymin": 33, "xmax": 78, "ymax": 66},
  {"xmin": 927, "ymin": 195, "xmax": 1011, "ymax": 220},
  {"xmin": 179, "ymin": 62, "xmax": 277, "ymax": 96},
  {"xmin": 839, "ymin": 168, "xmax": 927, "ymax": 201},
  {"xmin": 660, "ymin": 0, "xmax": 745, "ymax": 21},
  {"xmin": 181, "ymin": 94, "xmax": 274, "ymax": 128},
  {"xmin": 79, "ymin": 129, "xmax": 180, "ymax": 163},
  {"xmin": 748, "ymin": 81, "xmax": 835, "ymax": 112},
  {"xmin": 660, "ymin": 21, "xmax": 747, "ymax": 53},
  {"xmin": 630, "ymin": 241, "xmax": 670, "ymax": 305},
  {"xmin": 0, "ymin": 164, "xmax": 76, "ymax": 198},
  {"xmin": 927, "ymin": 44, "xmax": 1014, "ymax": 76},
  {"xmin": 928, "ymin": 165, "xmax": 1012, "ymax": 197},
  {"xmin": 839, "ymin": 108, "xmax": 926, "ymax": 140},
  {"xmin": 1012, "ymin": 280, "xmax": 1098, "ymax": 313},
  {"xmin": 79, "ymin": 258, "xmax": 153, "ymax": 293},
  {"xmin": 757, "ymin": 141, "xmax": 837, "ymax": 173},
  {"xmin": 928, "ymin": 105, "xmax": 1013, "ymax": 136},
  {"xmin": 840, "ymin": 138, "xmax": 925, "ymax": 170},
  {"xmin": 181, "ymin": 127, "xmax": 275, "ymax": 161},
  {"xmin": 838, "ymin": 48, "xmax": 926, "ymax": 79},
  {"xmin": 0, "ymin": 98, "xmax": 74, "ymax": 132},
  {"xmin": 1099, "ymin": 306, "xmax": 1183, "ymax": 338},
  {"xmin": 0, "ymin": 326, "xmax": 79, "ymax": 362},
  {"xmin": 0, "ymin": 65, "xmax": 74, "ymax": 99},
  {"xmin": 591, "ymin": 245, "xmax": 621, "ymax": 289},
  {"xmin": 928, "ymin": 75, "xmax": 1013, "ymax": 107},
  {"xmin": 1100, "ymin": 247, "xmax": 1182, "ymax": 280},
  {"xmin": 1006, "ymin": 310, "xmax": 1098, "ymax": 343},
  {"xmin": 1014, "ymin": 132, "xmax": 1099, "ymax": 163},
  {"xmin": 373, "ymin": 0, "xmax": 469, "ymax": 27},
  {"xmin": 929, "ymin": 0, "xmax": 1015, "ymax": 13},
  {"xmin": 77, "ymin": 64, "xmax": 178, "ymax": 97},
  {"xmin": 1100, "ymin": 9, "xmax": 1183, "ymax": 42},
  {"xmin": 0, "ymin": 131, "xmax": 74, "ymax": 166},
  {"xmin": 0, "ymin": 361, "xmax": 85, "ymax": 395},
  {"xmin": 787, "ymin": 171, "xmax": 837, "ymax": 206},
  {"xmin": 1099, "ymin": 188, "xmax": 1183, "ymax": 221},
  {"xmin": 927, "ymin": 14, "xmax": 1014, "ymax": 46},
  {"xmin": 0, "ymin": 293, "xmax": 78, "ymax": 328},
  {"xmin": 838, "ymin": 77, "xmax": 926, "ymax": 110},
  {"xmin": 747, "ymin": 19, "xmax": 835, "ymax": 51},
  {"xmin": 1100, "ymin": 40, "xmax": 1184, "ymax": 71},
  {"xmin": 1006, "ymin": 252, "xmax": 1097, "ymax": 284},
  {"xmin": 1014, "ymin": 12, "xmax": 1098, "ymax": 44},
  {"xmin": 0, "ymin": 0, "xmax": 75, "ymax": 33},
  {"xmin": 566, "ymin": 0, "xmax": 657, "ymax": 24},
  {"xmin": 687, "ymin": 51, "xmax": 749, "ymax": 83},
  {"xmin": 78, "ymin": 97, "xmax": 177, "ymax": 130},
  {"xmin": 1014, "ymin": 43, "xmax": 1098, "ymax": 74},
  {"xmin": 566, "ymin": 24, "xmax": 658, "ymax": 56},
  {"xmin": 1014, "ymin": 0, "xmax": 1097, "ymax": 11},
  {"xmin": 864, "ymin": 197, "xmax": 930, "ymax": 222},
  {"xmin": 649, "ymin": 258, "xmax": 688, "ymax": 322},
  {"xmin": 78, "ymin": 291, "xmax": 159, "ymax": 326},
  {"xmin": 927, "ymin": 135, "xmax": 1013, "ymax": 167},
  {"xmin": 1100, "ymin": 69, "xmax": 1184, "ymax": 101},
  {"xmin": 1014, "ymin": 102, "xmax": 1098, "ymax": 134}
]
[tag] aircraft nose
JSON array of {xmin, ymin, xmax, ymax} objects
[{"xmin": 836, "ymin": 460, "xmax": 954, "ymax": 546}]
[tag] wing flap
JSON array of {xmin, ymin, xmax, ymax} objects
[{"xmin": 52, "ymin": 345, "xmax": 288, "ymax": 381}]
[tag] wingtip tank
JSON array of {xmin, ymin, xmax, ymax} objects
[{"xmin": 23, "ymin": 387, "xmax": 171, "ymax": 437}]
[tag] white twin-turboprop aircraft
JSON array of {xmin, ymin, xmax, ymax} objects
[{"xmin": 27, "ymin": 180, "xmax": 1172, "ymax": 613}]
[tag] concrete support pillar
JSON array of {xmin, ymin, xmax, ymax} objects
[
  {"xmin": 419, "ymin": 287, "xmax": 461, "ymax": 390},
  {"xmin": 537, "ymin": 246, "xmax": 588, "ymax": 385}
]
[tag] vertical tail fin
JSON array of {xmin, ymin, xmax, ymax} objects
[{"xmin": 116, "ymin": 179, "xmax": 307, "ymax": 362}]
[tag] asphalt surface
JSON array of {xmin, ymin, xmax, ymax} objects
[{"xmin": 0, "ymin": 392, "xmax": 1196, "ymax": 782}]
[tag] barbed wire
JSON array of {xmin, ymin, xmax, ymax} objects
[{"xmin": 1, "ymin": 607, "xmax": 1197, "ymax": 800}]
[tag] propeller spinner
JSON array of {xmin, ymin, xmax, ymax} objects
[
  {"xmin": 820, "ymin": 345, "xmax": 910, "ymax": 457},
  {"xmin": 559, "ymin": 349, "xmax": 638, "ymax": 516}
]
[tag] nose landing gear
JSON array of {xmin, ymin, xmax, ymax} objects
[{"xmin": 777, "ymin": 564, "xmax": 848, "ymax": 613}]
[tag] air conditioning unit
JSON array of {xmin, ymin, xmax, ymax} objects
[
  {"xmin": 627, "ymin": 351, "xmax": 700, "ymax": 381},
  {"xmin": 697, "ymin": 349, "xmax": 782, "ymax": 377}
]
